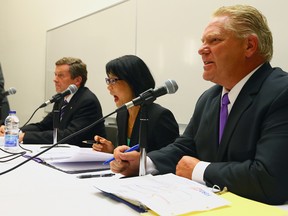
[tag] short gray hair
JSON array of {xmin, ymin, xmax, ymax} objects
[{"xmin": 55, "ymin": 57, "xmax": 87, "ymax": 87}]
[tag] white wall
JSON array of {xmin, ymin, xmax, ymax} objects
[
  {"xmin": 0, "ymin": 0, "xmax": 123, "ymax": 124},
  {"xmin": 1, "ymin": 0, "xmax": 288, "ymax": 126},
  {"xmin": 41, "ymin": 0, "xmax": 288, "ymax": 125}
]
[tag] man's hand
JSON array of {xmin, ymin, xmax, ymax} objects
[
  {"xmin": 0, "ymin": 125, "xmax": 5, "ymax": 136},
  {"xmin": 110, "ymin": 145, "xmax": 140, "ymax": 176},
  {"xmin": 176, "ymin": 156, "xmax": 200, "ymax": 179}
]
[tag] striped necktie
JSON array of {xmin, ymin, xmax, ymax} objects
[
  {"xmin": 219, "ymin": 93, "xmax": 230, "ymax": 143},
  {"xmin": 60, "ymin": 100, "xmax": 68, "ymax": 121}
]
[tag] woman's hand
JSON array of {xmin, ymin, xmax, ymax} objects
[{"xmin": 92, "ymin": 135, "xmax": 114, "ymax": 153}]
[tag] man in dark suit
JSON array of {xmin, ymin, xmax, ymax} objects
[
  {"xmin": 110, "ymin": 5, "xmax": 288, "ymax": 205},
  {"xmin": 0, "ymin": 63, "xmax": 11, "ymax": 124},
  {"xmin": 19, "ymin": 57, "xmax": 106, "ymax": 147}
]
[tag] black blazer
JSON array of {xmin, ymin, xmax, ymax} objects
[
  {"xmin": 21, "ymin": 87, "xmax": 106, "ymax": 147},
  {"xmin": 0, "ymin": 63, "xmax": 10, "ymax": 124},
  {"xmin": 148, "ymin": 62, "xmax": 288, "ymax": 204},
  {"xmin": 116, "ymin": 103, "xmax": 179, "ymax": 153}
]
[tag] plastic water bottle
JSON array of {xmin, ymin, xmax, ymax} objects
[{"xmin": 4, "ymin": 110, "xmax": 20, "ymax": 151}]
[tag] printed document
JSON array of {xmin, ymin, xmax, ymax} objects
[
  {"xmin": 23, "ymin": 144, "xmax": 112, "ymax": 173},
  {"xmin": 94, "ymin": 173, "xmax": 230, "ymax": 215}
]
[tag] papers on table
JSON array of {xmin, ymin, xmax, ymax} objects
[
  {"xmin": 93, "ymin": 173, "xmax": 230, "ymax": 215},
  {"xmin": 23, "ymin": 144, "xmax": 112, "ymax": 173}
]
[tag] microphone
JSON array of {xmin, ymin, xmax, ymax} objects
[
  {"xmin": 0, "ymin": 79, "xmax": 176, "ymax": 175},
  {"xmin": 0, "ymin": 80, "xmax": 177, "ymax": 175},
  {"xmin": 118, "ymin": 79, "xmax": 178, "ymax": 111},
  {"xmin": 39, "ymin": 84, "xmax": 78, "ymax": 108},
  {"xmin": 1, "ymin": 87, "xmax": 17, "ymax": 97}
]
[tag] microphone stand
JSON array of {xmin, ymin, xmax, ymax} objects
[
  {"xmin": 53, "ymin": 106, "xmax": 60, "ymax": 144},
  {"xmin": 1, "ymin": 81, "xmax": 178, "ymax": 175},
  {"xmin": 138, "ymin": 105, "xmax": 148, "ymax": 176},
  {"xmin": 0, "ymin": 108, "xmax": 116, "ymax": 176},
  {"xmin": 0, "ymin": 91, "xmax": 156, "ymax": 176},
  {"xmin": 137, "ymin": 94, "xmax": 156, "ymax": 176}
]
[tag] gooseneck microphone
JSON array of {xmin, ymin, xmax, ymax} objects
[
  {"xmin": 39, "ymin": 84, "xmax": 78, "ymax": 108},
  {"xmin": 117, "ymin": 79, "xmax": 178, "ymax": 112},
  {"xmin": 0, "ymin": 80, "xmax": 178, "ymax": 176},
  {"xmin": 21, "ymin": 84, "xmax": 78, "ymax": 130},
  {"xmin": 1, "ymin": 87, "xmax": 17, "ymax": 97}
]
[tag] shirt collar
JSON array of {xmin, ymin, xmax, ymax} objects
[
  {"xmin": 221, "ymin": 64, "xmax": 263, "ymax": 111},
  {"xmin": 64, "ymin": 89, "xmax": 77, "ymax": 103}
]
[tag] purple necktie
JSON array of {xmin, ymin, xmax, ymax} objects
[{"xmin": 219, "ymin": 93, "xmax": 230, "ymax": 143}]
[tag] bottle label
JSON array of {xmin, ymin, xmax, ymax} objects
[{"xmin": 4, "ymin": 134, "xmax": 18, "ymax": 147}]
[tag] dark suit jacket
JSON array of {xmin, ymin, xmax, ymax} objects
[
  {"xmin": 148, "ymin": 62, "xmax": 288, "ymax": 205},
  {"xmin": 117, "ymin": 103, "xmax": 179, "ymax": 152},
  {"xmin": 21, "ymin": 87, "xmax": 106, "ymax": 147},
  {"xmin": 0, "ymin": 63, "xmax": 10, "ymax": 124}
]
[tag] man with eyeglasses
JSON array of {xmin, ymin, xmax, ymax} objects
[{"xmin": 0, "ymin": 63, "xmax": 11, "ymax": 125}]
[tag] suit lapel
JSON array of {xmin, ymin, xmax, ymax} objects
[
  {"xmin": 117, "ymin": 110, "xmax": 129, "ymax": 145},
  {"xmin": 217, "ymin": 63, "xmax": 273, "ymax": 160},
  {"xmin": 217, "ymin": 90, "xmax": 253, "ymax": 160},
  {"xmin": 206, "ymin": 93, "xmax": 221, "ymax": 158},
  {"xmin": 59, "ymin": 87, "xmax": 84, "ymax": 124}
]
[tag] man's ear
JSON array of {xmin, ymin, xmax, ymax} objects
[
  {"xmin": 74, "ymin": 76, "xmax": 82, "ymax": 87},
  {"xmin": 245, "ymin": 34, "xmax": 258, "ymax": 58}
]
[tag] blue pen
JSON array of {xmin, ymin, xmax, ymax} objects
[{"xmin": 103, "ymin": 144, "xmax": 140, "ymax": 165}]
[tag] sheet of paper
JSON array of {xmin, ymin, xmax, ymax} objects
[
  {"xmin": 23, "ymin": 144, "xmax": 112, "ymax": 162},
  {"xmin": 46, "ymin": 161, "xmax": 110, "ymax": 174},
  {"xmin": 22, "ymin": 144, "xmax": 112, "ymax": 174},
  {"xmin": 94, "ymin": 173, "xmax": 230, "ymax": 215},
  {"xmin": 52, "ymin": 147, "xmax": 112, "ymax": 162}
]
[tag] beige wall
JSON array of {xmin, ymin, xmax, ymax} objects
[
  {"xmin": 1, "ymin": 0, "xmax": 288, "ymax": 126},
  {"xmin": 0, "ymin": 0, "xmax": 123, "ymax": 124}
]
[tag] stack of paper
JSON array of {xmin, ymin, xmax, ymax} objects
[
  {"xmin": 23, "ymin": 144, "xmax": 112, "ymax": 173},
  {"xmin": 94, "ymin": 173, "xmax": 230, "ymax": 215}
]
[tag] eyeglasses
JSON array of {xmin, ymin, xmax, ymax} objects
[{"xmin": 105, "ymin": 78, "xmax": 121, "ymax": 85}]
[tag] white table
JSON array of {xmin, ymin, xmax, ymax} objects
[
  {"xmin": 0, "ymin": 152, "xmax": 139, "ymax": 216},
  {"xmin": 1, "ymin": 147, "xmax": 287, "ymax": 216}
]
